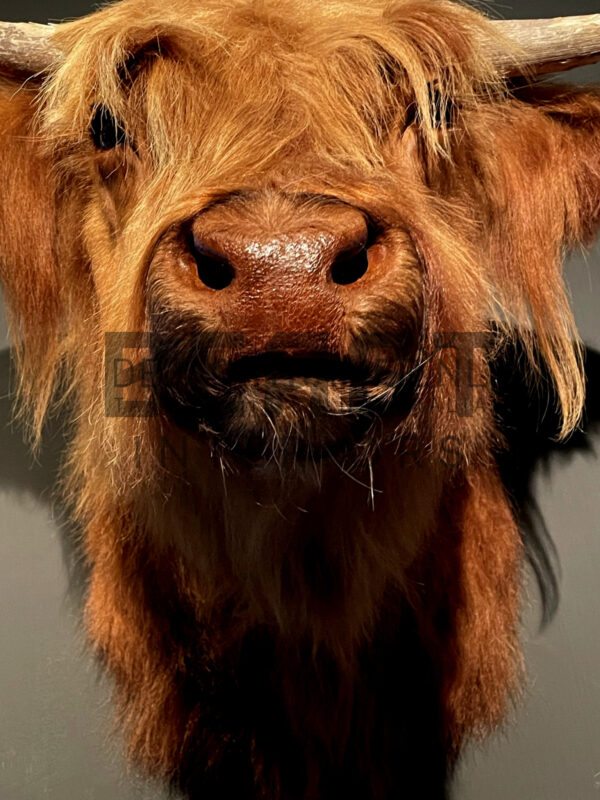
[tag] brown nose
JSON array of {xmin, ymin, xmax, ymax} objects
[
  {"xmin": 189, "ymin": 214, "xmax": 369, "ymax": 293},
  {"xmin": 182, "ymin": 198, "xmax": 374, "ymax": 351}
]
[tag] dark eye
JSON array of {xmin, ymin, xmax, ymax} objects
[
  {"xmin": 91, "ymin": 106, "xmax": 126, "ymax": 150},
  {"xmin": 429, "ymin": 86, "xmax": 455, "ymax": 129},
  {"xmin": 404, "ymin": 87, "xmax": 456, "ymax": 132}
]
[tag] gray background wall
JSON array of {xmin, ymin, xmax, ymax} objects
[{"xmin": 0, "ymin": 1, "xmax": 599, "ymax": 798}]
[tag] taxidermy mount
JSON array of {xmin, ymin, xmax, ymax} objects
[{"xmin": 1, "ymin": 1, "xmax": 599, "ymax": 797}]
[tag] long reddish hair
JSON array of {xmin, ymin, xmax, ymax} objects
[{"xmin": 1, "ymin": 1, "xmax": 600, "ymax": 797}]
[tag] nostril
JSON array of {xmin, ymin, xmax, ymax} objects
[
  {"xmin": 330, "ymin": 246, "xmax": 369, "ymax": 286},
  {"xmin": 191, "ymin": 239, "xmax": 235, "ymax": 290}
]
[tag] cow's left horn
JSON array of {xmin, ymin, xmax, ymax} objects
[
  {"xmin": 0, "ymin": 22, "xmax": 59, "ymax": 75},
  {"xmin": 492, "ymin": 15, "xmax": 600, "ymax": 76}
]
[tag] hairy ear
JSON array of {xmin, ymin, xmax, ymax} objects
[
  {"xmin": 457, "ymin": 85, "xmax": 600, "ymax": 438},
  {"xmin": 0, "ymin": 78, "xmax": 61, "ymax": 439},
  {"xmin": 510, "ymin": 83, "xmax": 600, "ymax": 243}
]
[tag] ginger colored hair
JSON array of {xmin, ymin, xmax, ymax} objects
[{"xmin": 1, "ymin": 0, "xmax": 600, "ymax": 797}]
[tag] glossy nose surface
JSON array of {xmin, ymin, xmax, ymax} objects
[
  {"xmin": 190, "ymin": 219, "xmax": 369, "ymax": 292},
  {"xmin": 185, "ymin": 198, "xmax": 373, "ymax": 351}
]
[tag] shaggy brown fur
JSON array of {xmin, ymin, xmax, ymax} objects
[{"xmin": 1, "ymin": 1, "xmax": 600, "ymax": 798}]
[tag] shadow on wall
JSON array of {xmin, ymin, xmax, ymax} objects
[
  {"xmin": 0, "ymin": 346, "xmax": 90, "ymax": 604},
  {"xmin": 490, "ymin": 339, "xmax": 600, "ymax": 624}
]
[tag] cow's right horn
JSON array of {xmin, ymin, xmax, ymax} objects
[
  {"xmin": 491, "ymin": 15, "xmax": 600, "ymax": 76},
  {"xmin": 0, "ymin": 22, "xmax": 59, "ymax": 76}
]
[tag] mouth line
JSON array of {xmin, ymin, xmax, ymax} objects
[{"xmin": 226, "ymin": 351, "xmax": 373, "ymax": 385}]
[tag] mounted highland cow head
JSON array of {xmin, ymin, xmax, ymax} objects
[{"xmin": 1, "ymin": 1, "xmax": 600, "ymax": 798}]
